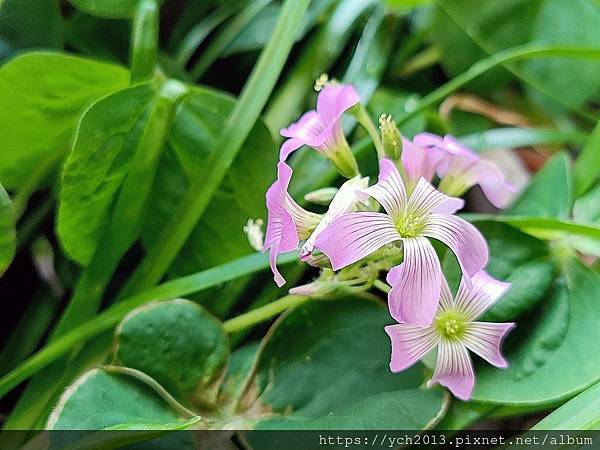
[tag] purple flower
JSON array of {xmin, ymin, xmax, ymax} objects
[
  {"xmin": 280, "ymin": 84, "xmax": 360, "ymax": 178},
  {"xmin": 400, "ymin": 137, "xmax": 439, "ymax": 191},
  {"xmin": 263, "ymin": 162, "xmax": 321, "ymax": 287},
  {"xmin": 314, "ymin": 159, "xmax": 488, "ymax": 325},
  {"xmin": 414, "ymin": 133, "xmax": 516, "ymax": 208},
  {"xmin": 385, "ymin": 271, "xmax": 515, "ymax": 400}
]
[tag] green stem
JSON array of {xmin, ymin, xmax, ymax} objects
[
  {"xmin": 130, "ymin": 0, "xmax": 159, "ymax": 83},
  {"xmin": 223, "ymin": 295, "xmax": 310, "ymax": 334},
  {"xmin": 372, "ymin": 279, "xmax": 391, "ymax": 294},
  {"xmin": 353, "ymin": 104, "xmax": 385, "ymax": 159},
  {"xmin": 119, "ymin": 0, "xmax": 312, "ymax": 297}
]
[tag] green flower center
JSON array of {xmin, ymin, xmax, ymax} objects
[
  {"xmin": 435, "ymin": 311, "xmax": 467, "ymax": 340},
  {"xmin": 395, "ymin": 213, "xmax": 424, "ymax": 238}
]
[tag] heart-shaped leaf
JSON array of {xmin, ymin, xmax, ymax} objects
[
  {"xmin": 236, "ymin": 298, "xmax": 447, "ymax": 431},
  {"xmin": 57, "ymin": 83, "xmax": 155, "ymax": 265},
  {"xmin": 0, "ymin": 52, "xmax": 129, "ymax": 190},
  {"xmin": 113, "ymin": 299, "xmax": 229, "ymax": 407}
]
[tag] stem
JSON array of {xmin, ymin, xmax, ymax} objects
[
  {"xmin": 223, "ymin": 295, "xmax": 310, "ymax": 334},
  {"xmin": 372, "ymin": 279, "xmax": 391, "ymax": 294},
  {"xmin": 353, "ymin": 104, "xmax": 385, "ymax": 159},
  {"xmin": 119, "ymin": 0, "xmax": 312, "ymax": 297},
  {"xmin": 130, "ymin": 0, "xmax": 159, "ymax": 83}
]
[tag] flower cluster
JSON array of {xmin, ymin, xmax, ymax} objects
[{"xmin": 262, "ymin": 83, "xmax": 516, "ymax": 400}]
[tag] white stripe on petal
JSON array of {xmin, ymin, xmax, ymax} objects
[
  {"xmin": 463, "ymin": 322, "xmax": 515, "ymax": 368},
  {"xmin": 453, "ymin": 270, "xmax": 511, "ymax": 320},
  {"xmin": 313, "ymin": 212, "xmax": 401, "ymax": 271},
  {"xmin": 361, "ymin": 158, "xmax": 408, "ymax": 219},
  {"xmin": 422, "ymin": 214, "xmax": 488, "ymax": 278},
  {"xmin": 427, "ymin": 339, "xmax": 475, "ymax": 401},
  {"xmin": 407, "ymin": 178, "xmax": 464, "ymax": 218},
  {"xmin": 385, "ymin": 324, "xmax": 439, "ymax": 372},
  {"xmin": 387, "ymin": 237, "xmax": 442, "ymax": 326}
]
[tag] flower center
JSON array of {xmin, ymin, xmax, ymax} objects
[
  {"xmin": 435, "ymin": 311, "xmax": 467, "ymax": 340},
  {"xmin": 396, "ymin": 213, "xmax": 423, "ymax": 238}
]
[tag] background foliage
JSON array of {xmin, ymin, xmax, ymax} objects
[{"xmin": 0, "ymin": 0, "xmax": 599, "ymax": 447}]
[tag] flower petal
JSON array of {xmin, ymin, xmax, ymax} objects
[
  {"xmin": 463, "ymin": 322, "xmax": 515, "ymax": 368},
  {"xmin": 279, "ymin": 111, "xmax": 324, "ymax": 160},
  {"xmin": 401, "ymin": 138, "xmax": 437, "ymax": 188},
  {"xmin": 300, "ymin": 176, "xmax": 368, "ymax": 261},
  {"xmin": 406, "ymin": 178, "xmax": 464, "ymax": 219},
  {"xmin": 385, "ymin": 324, "xmax": 439, "ymax": 372},
  {"xmin": 427, "ymin": 340, "xmax": 475, "ymax": 401},
  {"xmin": 453, "ymin": 271, "xmax": 511, "ymax": 320},
  {"xmin": 422, "ymin": 214, "xmax": 488, "ymax": 278},
  {"xmin": 316, "ymin": 84, "xmax": 360, "ymax": 125},
  {"xmin": 387, "ymin": 236, "xmax": 442, "ymax": 326},
  {"xmin": 474, "ymin": 160, "xmax": 518, "ymax": 209},
  {"xmin": 314, "ymin": 212, "xmax": 400, "ymax": 271},
  {"xmin": 439, "ymin": 275, "xmax": 454, "ymax": 312},
  {"xmin": 361, "ymin": 158, "xmax": 408, "ymax": 219},
  {"xmin": 263, "ymin": 162, "xmax": 319, "ymax": 286},
  {"xmin": 414, "ymin": 133, "xmax": 478, "ymax": 179}
]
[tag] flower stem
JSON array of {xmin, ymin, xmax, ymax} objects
[
  {"xmin": 223, "ymin": 295, "xmax": 310, "ymax": 334},
  {"xmin": 353, "ymin": 104, "xmax": 386, "ymax": 159},
  {"xmin": 130, "ymin": 0, "xmax": 159, "ymax": 83},
  {"xmin": 373, "ymin": 279, "xmax": 391, "ymax": 293}
]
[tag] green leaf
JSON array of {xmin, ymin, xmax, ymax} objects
[
  {"xmin": 507, "ymin": 153, "xmax": 571, "ymax": 218},
  {"xmin": 238, "ymin": 298, "xmax": 447, "ymax": 430},
  {"xmin": 47, "ymin": 368, "xmax": 188, "ymax": 430},
  {"xmin": 573, "ymin": 120, "xmax": 600, "ymax": 198},
  {"xmin": 0, "ymin": 52, "xmax": 129, "ymax": 190},
  {"xmin": 0, "ymin": 0, "xmax": 62, "ymax": 59},
  {"xmin": 472, "ymin": 261, "xmax": 600, "ymax": 405},
  {"xmin": 67, "ymin": 0, "xmax": 155, "ymax": 19},
  {"xmin": 142, "ymin": 87, "xmax": 277, "ymax": 274},
  {"xmin": 57, "ymin": 83, "xmax": 155, "ymax": 265},
  {"xmin": 531, "ymin": 381, "xmax": 600, "ymax": 429},
  {"xmin": 114, "ymin": 300, "xmax": 229, "ymax": 406},
  {"xmin": 458, "ymin": 127, "xmax": 586, "ymax": 152},
  {"xmin": 0, "ymin": 183, "xmax": 15, "ymax": 277}
]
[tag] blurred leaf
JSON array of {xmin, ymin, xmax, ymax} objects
[
  {"xmin": 143, "ymin": 87, "xmax": 277, "ymax": 275},
  {"xmin": 507, "ymin": 153, "xmax": 571, "ymax": 218},
  {"xmin": 459, "ymin": 127, "xmax": 586, "ymax": 152},
  {"xmin": 114, "ymin": 300, "xmax": 229, "ymax": 406},
  {"xmin": 0, "ymin": 52, "xmax": 129, "ymax": 190},
  {"xmin": 472, "ymin": 261, "xmax": 600, "ymax": 405},
  {"xmin": 239, "ymin": 298, "xmax": 447, "ymax": 430},
  {"xmin": 573, "ymin": 120, "xmax": 600, "ymax": 198},
  {"xmin": 57, "ymin": 84, "xmax": 155, "ymax": 265},
  {"xmin": 67, "ymin": 0, "xmax": 156, "ymax": 19},
  {"xmin": 0, "ymin": 182, "xmax": 15, "ymax": 277},
  {"xmin": 571, "ymin": 182, "xmax": 600, "ymax": 257},
  {"xmin": 64, "ymin": 12, "xmax": 130, "ymax": 63},
  {"xmin": 531, "ymin": 381, "xmax": 600, "ymax": 429},
  {"xmin": 0, "ymin": 0, "xmax": 63, "ymax": 60}
]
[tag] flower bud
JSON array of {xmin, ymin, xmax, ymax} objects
[
  {"xmin": 304, "ymin": 187, "xmax": 339, "ymax": 205},
  {"xmin": 379, "ymin": 114, "xmax": 402, "ymax": 160}
]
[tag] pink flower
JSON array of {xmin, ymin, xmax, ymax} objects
[
  {"xmin": 385, "ymin": 271, "xmax": 515, "ymax": 400},
  {"xmin": 263, "ymin": 162, "xmax": 321, "ymax": 287},
  {"xmin": 400, "ymin": 137, "xmax": 439, "ymax": 191},
  {"xmin": 314, "ymin": 159, "xmax": 488, "ymax": 325},
  {"xmin": 414, "ymin": 133, "xmax": 516, "ymax": 208},
  {"xmin": 280, "ymin": 84, "xmax": 360, "ymax": 178}
]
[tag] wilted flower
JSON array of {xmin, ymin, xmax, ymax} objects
[
  {"xmin": 314, "ymin": 159, "xmax": 488, "ymax": 325},
  {"xmin": 414, "ymin": 133, "xmax": 516, "ymax": 208},
  {"xmin": 385, "ymin": 271, "xmax": 515, "ymax": 400},
  {"xmin": 280, "ymin": 84, "xmax": 360, "ymax": 178},
  {"xmin": 263, "ymin": 162, "xmax": 321, "ymax": 287}
]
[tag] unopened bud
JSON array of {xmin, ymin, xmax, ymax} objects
[
  {"xmin": 379, "ymin": 114, "xmax": 402, "ymax": 160},
  {"xmin": 304, "ymin": 187, "xmax": 339, "ymax": 205},
  {"xmin": 314, "ymin": 73, "xmax": 329, "ymax": 91}
]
